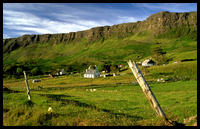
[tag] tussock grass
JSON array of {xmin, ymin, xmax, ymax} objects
[
  {"xmin": 148, "ymin": 61, "xmax": 197, "ymax": 81},
  {"xmin": 3, "ymin": 77, "xmax": 197, "ymax": 126}
]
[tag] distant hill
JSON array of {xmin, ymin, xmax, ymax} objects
[
  {"xmin": 3, "ymin": 11, "xmax": 197, "ymax": 77},
  {"xmin": 3, "ymin": 11, "xmax": 197, "ymax": 53}
]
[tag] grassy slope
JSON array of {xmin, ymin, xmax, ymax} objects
[
  {"xmin": 3, "ymin": 58, "xmax": 197, "ymax": 126},
  {"xmin": 3, "ymin": 78, "xmax": 197, "ymax": 126},
  {"xmin": 3, "ymin": 32, "xmax": 197, "ymax": 73},
  {"xmin": 3, "ymin": 54, "xmax": 197, "ymax": 126}
]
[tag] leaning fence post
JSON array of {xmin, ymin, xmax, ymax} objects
[
  {"xmin": 23, "ymin": 71, "xmax": 31, "ymax": 101},
  {"xmin": 127, "ymin": 60, "xmax": 167, "ymax": 120}
]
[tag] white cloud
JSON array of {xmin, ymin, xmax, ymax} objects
[
  {"xmin": 68, "ymin": 19, "xmax": 111, "ymax": 28},
  {"xmin": 133, "ymin": 3, "xmax": 197, "ymax": 12},
  {"xmin": 3, "ymin": 10, "xmax": 92, "ymax": 34},
  {"xmin": 4, "ymin": 10, "xmax": 40, "ymax": 27},
  {"xmin": 3, "ymin": 34, "xmax": 10, "ymax": 39},
  {"xmin": 3, "ymin": 9, "xmax": 115, "ymax": 37},
  {"xmin": 117, "ymin": 16, "xmax": 138, "ymax": 23}
]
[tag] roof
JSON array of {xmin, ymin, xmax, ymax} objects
[
  {"xmin": 85, "ymin": 69, "xmax": 97, "ymax": 74},
  {"xmin": 84, "ymin": 65, "xmax": 100, "ymax": 75},
  {"xmin": 60, "ymin": 69, "xmax": 65, "ymax": 72},
  {"xmin": 142, "ymin": 59, "xmax": 155, "ymax": 64}
]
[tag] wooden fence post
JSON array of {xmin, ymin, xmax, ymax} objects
[
  {"xmin": 23, "ymin": 71, "xmax": 31, "ymax": 101},
  {"xmin": 127, "ymin": 60, "xmax": 167, "ymax": 120}
]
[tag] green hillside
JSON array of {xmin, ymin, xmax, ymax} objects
[{"xmin": 3, "ymin": 11, "xmax": 197, "ymax": 78}]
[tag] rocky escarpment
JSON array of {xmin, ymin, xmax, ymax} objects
[
  {"xmin": 3, "ymin": 11, "xmax": 197, "ymax": 53},
  {"xmin": 141, "ymin": 11, "xmax": 197, "ymax": 33}
]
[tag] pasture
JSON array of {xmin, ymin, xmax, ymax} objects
[{"xmin": 3, "ymin": 62, "xmax": 197, "ymax": 126}]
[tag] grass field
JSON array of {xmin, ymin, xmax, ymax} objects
[{"xmin": 3, "ymin": 62, "xmax": 197, "ymax": 126}]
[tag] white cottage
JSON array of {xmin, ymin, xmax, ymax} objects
[
  {"xmin": 142, "ymin": 59, "xmax": 155, "ymax": 66},
  {"xmin": 59, "ymin": 69, "xmax": 66, "ymax": 75},
  {"xmin": 84, "ymin": 65, "xmax": 100, "ymax": 78}
]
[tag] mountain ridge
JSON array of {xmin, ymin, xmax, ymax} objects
[{"xmin": 3, "ymin": 11, "xmax": 197, "ymax": 54}]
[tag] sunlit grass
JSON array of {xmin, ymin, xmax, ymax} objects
[{"xmin": 3, "ymin": 72, "xmax": 197, "ymax": 126}]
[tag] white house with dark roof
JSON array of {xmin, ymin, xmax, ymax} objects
[
  {"xmin": 84, "ymin": 65, "xmax": 100, "ymax": 78},
  {"xmin": 59, "ymin": 69, "xmax": 67, "ymax": 75},
  {"xmin": 142, "ymin": 59, "xmax": 155, "ymax": 66}
]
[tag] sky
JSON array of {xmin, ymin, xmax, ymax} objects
[{"xmin": 3, "ymin": 3, "xmax": 197, "ymax": 39}]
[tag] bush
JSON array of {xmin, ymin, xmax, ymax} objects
[
  {"xmin": 97, "ymin": 64, "xmax": 104, "ymax": 72},
  {"xmin": 31, "ymin": 67, "xmax": 40, "ymax": 76},
  {"xmin": 16, "ymin": 67, "xmax": 23, "ymax": 75},
  {"xmin": 3, "ymin": 64, "xmax": 17, "ymax": 75},
  {"xmin": 110, "ymin": 65, "xmax": 119, "ymax": 73}
]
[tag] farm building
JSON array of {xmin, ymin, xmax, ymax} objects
[
  {"xmin": 142, "ymin": 59, "xmax": 155, "ymax": 66},
  {"xmin": 55, "ymin": 69, "xmax": 67, "ymax": 76},
  {"xmin": 32, "ymin": 79, "xmax": 41, "ymax": 83},
  {"xmin": 59, "ymin": 69, "xmax": 67, "ymax": 75},
  {"xmin": 84, "ymin": 65, "xmax": 100, "ymax": 78},
  {"xmin": 118, "ymin": 64, "xmax": 123, "ymax": 68}
]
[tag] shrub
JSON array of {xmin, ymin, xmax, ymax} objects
[
  {"xmin": 16, "ymin": 67, "xmax": 23, "ymax": 75},
  {"xmin": 31, "ymin": 67, "xmax": 40, "ymax": 76},
  {"xmin": 97, "ymin": 64, "xmax": 104, "ymax": 72}
]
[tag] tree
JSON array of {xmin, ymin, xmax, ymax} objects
[
  {"xmin": 110, "ymin": 65, "xmax": 119, "ymax": 73},
  {"xmin": 103, "ymin": 64, "xmax": 111, "ymax": 73},
  {"xmin": 97, "ymin": 64, "xmax": 104, "ymax": 72},
  {"xmin": 31, "ymin": 67, "xmax": 40, "ymax": 76},
  {"xmin": 16, "ymin": 67, "xmax": 22, "ymax": 75},
  {"xmin": 3, "ymin": 64, "xmax": 17, "ymax": 75},
  {"xmin": 65, "ymin": 65, "xmax": 72, "ymax": 72}
]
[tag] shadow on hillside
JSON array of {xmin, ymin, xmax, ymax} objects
[
  {"xmin": 3, "ymin": 86, "xmax": 23, "ymax": 93},
  {"xmin": 180, "ymin": 59, "xmax": 196, "ymax": 62},
  {"xmin": 38, "ymin": 82, "xmax": 139, "ymax": 91},
  {"xmin": 38, "ymin": 93, "xmax": 143, "ymax": 121},
  {"xmin": 167, "ymin": 120, "xmax": 185, "ymax": 126},
  {"xmin": 37, "ymin": 112, "xmax": 61, "ymax": 126}
]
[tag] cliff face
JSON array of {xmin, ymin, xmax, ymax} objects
[
  {"xmin": 3, "ymin": 11, "xmax": 197, "ymax": 53},
  {"xmin": 143, "ymin": 11, "xmax": 197, "ymax": 34}
]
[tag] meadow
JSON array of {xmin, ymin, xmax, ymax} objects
[{"xmin": 3, "ymin": 61, "xmax": 197, "ymax": 126}]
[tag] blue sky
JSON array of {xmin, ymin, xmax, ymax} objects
[{"xmin": 3, "ymin": 3, "xmax": 197, "ymax": 39}]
